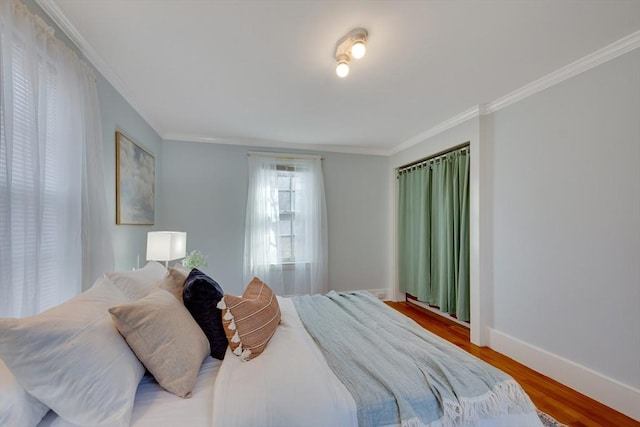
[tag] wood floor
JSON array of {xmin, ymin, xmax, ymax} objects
[{"xmin": 386, "ymin": 301, "xmax": 639, "ymax": 427}]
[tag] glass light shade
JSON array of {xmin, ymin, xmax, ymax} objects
[
  {"xmin": 146, "ymin": 231, "xmax": 187, "ymax": 266},
  {"xmin": 351, "ymin": 41, "xmax": 366, "ymax": 59},
  {"xmin": 336, "ymin": 61, "xmax": 350, "ymax": 78}
]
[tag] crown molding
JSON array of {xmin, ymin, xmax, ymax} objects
[
  {"xmin": 393, "ymin": 31, "xmax": 640, "ymax": 154},
  {"xmin": 163, "ymin": 133, "xmax": 391, "ymax": 157},
  {"xmin": 486, "ymin": 31, "xmax": 640, "ymax": 114},
  {"xmin": 35, "ymin": 0, "xmax": 163, "ymax": 137},
  {"xmin": 388, "ymin": 106, "xmax": 481, "ymax": 156}
]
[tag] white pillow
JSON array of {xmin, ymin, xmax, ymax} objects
[
  {"xmin": 0, "ymin": 359, "xmax": 49, "ymax": 427},
  {"xmin": 0, "ymin": 277, "xmax": 145, "ymax": 427},
  {"xmin": 105, "ymin": 261, "xmax": 167, "ymax": 300}
]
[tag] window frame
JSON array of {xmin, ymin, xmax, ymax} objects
[{"xmin": 276, "ymin": 164, "xmax": 297, "ymax": 263}]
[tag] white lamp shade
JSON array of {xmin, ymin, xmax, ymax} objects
[{"xmin": 146, "ymin": 231, "xmax": 187, "ymax": 262}]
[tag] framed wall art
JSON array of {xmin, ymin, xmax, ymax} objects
[{"xmin": 116, "ymin": 131, "xmax": 155, "ymax": 225}]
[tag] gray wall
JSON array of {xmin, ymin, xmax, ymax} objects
[
  {"xmin": 160, "ymin": 141, "xmax": 390, "ymax": 296},
  {"xmin": 97, "ymin": 81, "xmax": 164, "ymax": 273},
  {"xmin": 491, "ymin": 49, "xmax": 640, "ymax": 388}
]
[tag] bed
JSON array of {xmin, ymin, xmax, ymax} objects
[{"xmin": 0, "ymin": 262, "xmax": 543, "ymax": 427}]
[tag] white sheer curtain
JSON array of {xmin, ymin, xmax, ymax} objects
[
  {"xmin": 243, "ymin": 153, "xmax": 328, "ymax": 296},
  {"xmin": 0, "ymin": 0, "xmax": 113, "ymax": 317}
]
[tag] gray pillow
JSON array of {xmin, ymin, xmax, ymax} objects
[{"xmin": 109, "ymin": 289, "xmax": 210, "ymax": 398}]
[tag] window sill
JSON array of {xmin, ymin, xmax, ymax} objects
[{"xmin": 279, "ymin": 262, "xmax": 309, "ymax": 271}]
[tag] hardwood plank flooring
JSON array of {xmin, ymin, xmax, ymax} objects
[{"xmin": 386, "ymin": 301, "xmax": 639, "ymax": 427}]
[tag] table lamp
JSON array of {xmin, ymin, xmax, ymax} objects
[{"xmin": 146, "ymin": 231, "xmax": 187, "ymax": 267}]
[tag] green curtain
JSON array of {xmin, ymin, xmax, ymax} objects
[
  {"xmin": 398, "ymin": 165, "xmax": 431, "ymax": 302},
  {"xmin": 398, "ymin": 148, "xmax": 470, "ymax": 322}
]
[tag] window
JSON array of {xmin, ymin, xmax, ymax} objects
[
  {"xmin": 0, "ymin": 1, "xmax": 112, "ymax": 317},
  {"xmin": 243, "ymin": 154, "xmax": 328, "ymax": 295},
  {"xmin": 277, "ymin": 165, "xmax": 299, "ymax": 263}
]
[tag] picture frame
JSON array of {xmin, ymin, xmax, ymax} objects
[{"xmin": 116, "ymin": 131, "xmax": 155, "ymax": 225}]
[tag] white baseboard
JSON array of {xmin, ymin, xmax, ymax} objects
[
  {"xmin": 332, "ymin": 288, "xmax": 390, "ymax": 300},
  {"xmin": 361, "ymin": 288, "xmax": 390, "ymax": 300},
  {"xmin": 489, "ymin": 328, "xmax": 640, "ymax": 421},
  {"xmin": 406, "ymin": 299, "xmax": 470, "ymax": 329}
]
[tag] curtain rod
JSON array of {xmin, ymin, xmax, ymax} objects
[
  {"xmin": 396, "ymin": 142, "xmax": 470, "ymax": 174},
  {"xmin": 248, "ymin": 151, "xmax": 323, "ymax": 160}
]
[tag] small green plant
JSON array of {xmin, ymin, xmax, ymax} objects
[{"xmin": 182, "ymin": 250, "xmax": 208, "ymax": 269}]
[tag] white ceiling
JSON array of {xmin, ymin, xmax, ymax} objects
[{"xmin": 38, "ymin": 0, "xmax": 640, "ymax": 155}]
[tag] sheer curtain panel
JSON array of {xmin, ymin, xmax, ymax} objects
[
  {"xmin": 0, "ymin": 0, "xmax": 113, "ymax": 317},
  {"xmin": 244, "ymin": 153, "xmax": 328, "ymax": 296}
]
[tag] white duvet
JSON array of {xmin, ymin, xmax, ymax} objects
[
  {"xmin": 211, "ymin": 297, "xmax": 358, "ymax": 427},
  {"xmin": 38, "ymin": 357, "xmax": 222, "ymax": 427}
]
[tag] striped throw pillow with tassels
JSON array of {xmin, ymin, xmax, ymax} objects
[{"xmin": 216, "ymin": 277, "xmax": 281, "ymax": 361}]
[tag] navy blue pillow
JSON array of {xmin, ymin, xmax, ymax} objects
[{"xmin": 182, "ymin": 269, "xmax": 227, "ymax": 359}]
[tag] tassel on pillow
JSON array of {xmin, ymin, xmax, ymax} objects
[
  {"xmin": 233, "ymin": 344, "xmax": 243, "ymax": 356},
  {"xmin": 219, "ymin": 277, "xmax": 281, "ymax": 362},
  {"xmin": 239, "ymin": 349, "xmax": 252, "ymax": 362}
]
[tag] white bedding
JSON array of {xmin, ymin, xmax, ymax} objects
[
  {"xmin": 212, "ymin": 297, "xmax": 357, "ymax": 427},
  {"xmin": 36, "ymin": 297, "xmax": 541, "ymax": 427},
  {"xmin": 38, "ymin": 357, "xmax": 222, "ymax": 427}
]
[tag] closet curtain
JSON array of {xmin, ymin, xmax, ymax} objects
[
  {"xmin": 0, "ymin": 0, "xmax": 113, "ymax": 317},
  {"xmin": 398, "ymin": 148, "xmax": 470, "ymax": 322}
]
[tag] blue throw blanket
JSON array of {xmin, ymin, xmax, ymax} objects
[{"xmin": 293, "ymin": 291, "xmax": 537, "ymax": 427}]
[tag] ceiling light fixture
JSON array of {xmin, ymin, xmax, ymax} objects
[
  {"xmin": 336, "ymin": 54, "xmax": 350, "ymax": 78},
  {"xmin": 334, "ymin": 28, "xmax": 368, "ymax": 78}
]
